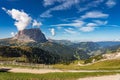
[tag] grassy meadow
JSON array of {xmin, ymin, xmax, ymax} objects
[
  {"xmin": 0, "ymin": 72, "xmax": 120, "ymax": 80},
  {"xmin": 53, "ymin": 59, "xmax": 120, "ymax": 70}
]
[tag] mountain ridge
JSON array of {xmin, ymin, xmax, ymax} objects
[{"xmin": 13, "ymin": 28, "xmax": 47, "ymax": 42}]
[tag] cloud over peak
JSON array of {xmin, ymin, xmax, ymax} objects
[
  {"xmin": 32, "ymin": 20, "xmax": 42, "ymax": 28},
  {"xmin": 2, "ymin": 7, "xmax": 43, "ymax": 31},
  {"xmin": 2, "ymin": 7, "xmax": 32, "ymax": 31}
]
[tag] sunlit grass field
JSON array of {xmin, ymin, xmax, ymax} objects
[
  {"xmin": 53, "ymin": 59, "xmax": 120, "ymax": 70},
  {"xmin": 0, "ymin": 72, "xmax": 119, "ymax": 80}
]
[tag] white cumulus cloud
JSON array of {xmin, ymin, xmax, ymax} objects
[
  {"xmin": 43, "ymin": 0, "xmax": 66, "ymax": 7},
  {"xmin": 50, "ymin": 28, "xmax": 55, "ymax": 36},
  {"xmin": 32, "ymin": 20, "xmax": 42, "ymax": 28},
  {"xmin": 64, "ymin": 28, "xmax": 76, "ymax": 34},
  {"xmin": 2, "ymin": 7, "xmax": 32, "ymax": 31},
  {"xmin": 52, "ymin": 20, "xmax": 84, "ymax": 28},
  {"xmin": 40, "ymin": 10, "xmax": 52, "ymax": 18},
  {"xmin": 81, "ymin": 11, "xmax": 109, "ymax": 19},
  {"xmin": 41, "ymin": 0, "xmax": 80, "ymax": 17},
  {"xmin": 2, "ymin": 7, "xmax": 7, "ymax": 11},
  {"xmin": 11, "ymin": 32, "xmax": 17, "ymax": 37},
  {"xmin": 79, "ymin": 23, "xmax": 97, "ymax": 32},
  {"xmin": 79, "ymin": 20, "xmax": 108, "ymax": 32},
  {"xmin": 80, "ymin": 27, "xmax": 95, "ymax": 32},
  {"xmin": 51, "ymin": 19, "xmax": 108, "ymax": 32},
  {"xmin": 79, "ymin": 0, "xmax": 104, "ymax": 12},
  {"xmin": 86, "ymin": 23, "xmax": 97, "ymax": 27},
  {"xmin": 93, "ymin": 20, "xmax": 108, "ymax": 25},
  {"xmin": 106, "ymin": 0, "xmax": 116, "ymax": 8}
]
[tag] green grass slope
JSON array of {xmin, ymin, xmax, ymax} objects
[
  {"xmin": 54, "ymin": 59, "xmax": 120, "ymax": 70},
  {"xmin": 0, "ymin": 72, "xmax": 119, "ymax": 80}
]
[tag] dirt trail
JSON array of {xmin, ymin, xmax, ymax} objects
[
  {"xmin": 1, "ymin": 67, "xmax": 120, "ymax": 80},
  {"xmin": 2, "ymin": 67, "xmax": 63, "ymax": 74},
  {"xmin": 8, "ymin": 67, "xmax": 63, "ymax": 74},
  {"xmin": 1, "ymin": 67, "xmax": 120, "ymax": 74},
  {"xmin": 78, "ymin": 74, "xmax": 120, "ymax": 80}
]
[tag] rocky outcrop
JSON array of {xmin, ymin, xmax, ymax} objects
[
  {"xmin": 102, "ymin": 53, "xmax": 120, "ymax": 59},
  {"xmin": 13, "ymin": 28, "xmax": 47, "ymax": 42}
]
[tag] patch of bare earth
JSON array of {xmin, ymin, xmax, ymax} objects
[{"xmin": 78, "ymin": 74, "xmax": 120, "ymax": 80}]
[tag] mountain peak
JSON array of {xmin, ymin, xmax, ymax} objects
[{"xmin": 13, "ymin": 28, "xmax": 47, "ymax": 42}]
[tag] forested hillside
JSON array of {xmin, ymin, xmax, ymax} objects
[{"xmin": 0, "ymin": 46, "xmax": 76, "ymax": 64}]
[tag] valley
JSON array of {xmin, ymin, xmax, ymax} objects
[{"xmin": 0, "ymin": 28, "xmax": 120, "ymax": 80}]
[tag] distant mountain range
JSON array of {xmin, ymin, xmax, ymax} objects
[
  {"xmin": 0, "ymin": 28, "xmax": 120, "ymax": 60},
  {"xmin": 51, "ymin": 39, "xmax": 120, "ymax": 47}
]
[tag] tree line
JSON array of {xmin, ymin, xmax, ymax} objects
[{"xmin": 0, "ymin": 46, "xmax": 76, "ymax": 64}]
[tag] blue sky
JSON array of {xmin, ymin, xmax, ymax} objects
[{"xmin": 0, "ymin": 0, "xmax": 120, "ymax": 41}]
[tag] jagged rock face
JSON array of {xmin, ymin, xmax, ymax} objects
[{"xmin": 14, "ymin": 28, "xmax": 47, "ymax": 42}]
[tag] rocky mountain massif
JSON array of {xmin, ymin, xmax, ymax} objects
[{"xmin": 13, "ymin": 28, "xmax": 47, "ymax": 42}]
